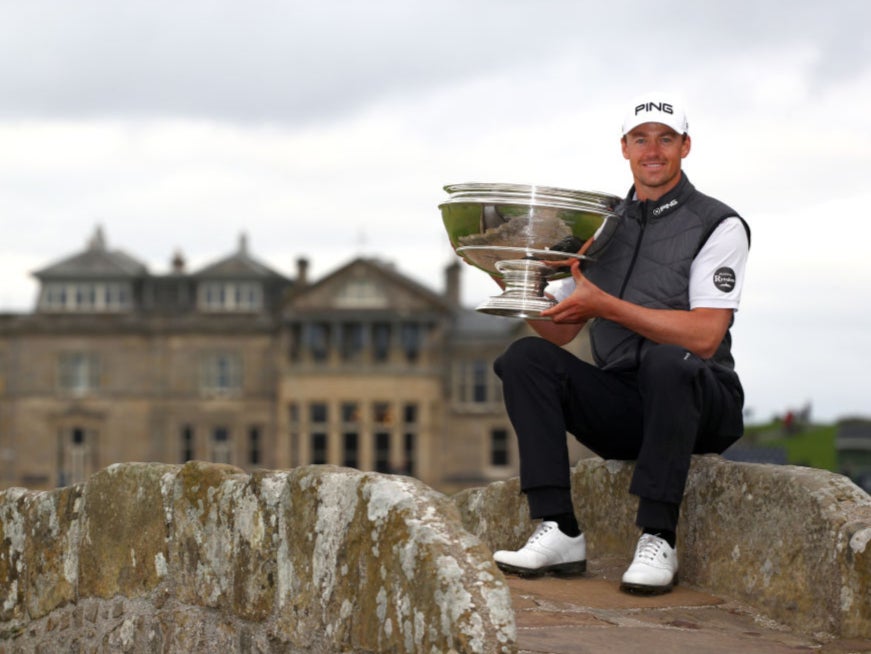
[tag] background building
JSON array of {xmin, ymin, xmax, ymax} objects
[
  {"xmin": 836, "ymin": 418, "xmax": 871, "ymax": 493},
  {"xmin": 0, "ymin": 228, "xmax": 592, "ymax": 492}
]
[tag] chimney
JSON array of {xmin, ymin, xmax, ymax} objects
[
  {"xmin": 296, "ymin": 257, "xmax": 309, "ymax": 287},
  {"xmin": 444, "ymin": 260, "xmax": 461, "ymax": 307},
  {"xmin": 171, "ymin": 250, "xmax": 186, "ymax": 274},
  {"xmin": 88, "ymin": 225, "xmax": 107, "ymax": 251}
]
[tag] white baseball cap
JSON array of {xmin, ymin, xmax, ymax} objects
[{"xmin": 622, "ymin": 93, "xmax": 689, "ymax": 136}]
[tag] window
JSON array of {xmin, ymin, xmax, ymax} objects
[
  {"xmin": 311, "ymin": 403, "xmax": 328, "ymax": 465},
  {"xmin": 403, "ymin": 403, "xmax": 417, "ymax": 476},
  {"xmin": 235, "ymin": 284, "xmax": 261, "ymax": 310},
  {"xmin": 490, "ymin": 428, "xmax": 510, "ymax": 467},
  {"xmin": 342, "ymin": 402, "xmax": 359, "ymax": 468},
  {"xmin": 288, "ymin": 324, "xmax": 302, "ymax": 362},
  {"xmin": 472, "ymin": 361, "xmax": 489, "ymax": 403},
  {"xmin": 248, "ymin": 426, "xmax": 261, "ymax": 466},
  {"xmin": 372, "ymin": 322, "xmax": 392, "ymax": 363},
  {"xmin": 58, "ymin": 352, "xmax": 100, "ymax": 395},
  {"xmin": 40, "ymin": 282, "xmax": 133, "ymax": 312},
  {"xmin": 403, "ymin": 433, "xmax": 416, "ymax": 476},
  {"xmin": 75, "ymin": 285, "xmax": 96, "ymax": 309},
  {"xmin": 181, "ymin": 425, "xmax": 195, "ymax": 462},
  {"xmin": 104, "ymin": 283, "xmax": 130, "ymax": 310},
  {"xmin": 312, "ymin": 433, "xmax": 328, "ymax": 465},
  {"xmin": 342, "ymin": 402, "xmax": 360, "ymax": 424},
  {"xmin": 288, "ymin": 403, "xmax": 300, "ymax": 467},
  {"xmin": 373, "ymin": 402, "xmax": 392, "ymax": 425},
  {"xmin": 343, "ymin": 432, "xmax": 358, "ymax": 468},
  {"xmin": 374, "ymin": 402, "xmax": 393, "ymax": 473},
  {"xmin": 340, "ymin": 322, "xmax": 365, "ymax": 362},
  {"xmin": 335, "ymin": 278, "xmax": 389, "ymax": 308},
  {"xmin": 58, "ymin": 426, "xmax": 95, "ymax": 487},
  {"xmin": 403, "ymin": 403, "xmax": 417, "ymax": 425},
  {"xmin": 42, "ymin": 284, "xmax": 67, "ymax": 310},
  {"xmin": 400, "ymin": 322, "xmax": 421, "ymax": 363},
  {"xmin": 200, "ymin": 353, "xmax": 242, "ymax": 394},
  {"xmin": 211, "ymin": 427, "xmax": 232, "ymax": 464},
  {"xmin": 310, "ymin": 403, "xmax": 328, "ymax": 424},
  {"xmin": 198, "ymin": 281, "xmax": 263, "ymax": 312},
  {"xmin": 375, "ymin": 433, "xmax": 391, "ymax": 473},
  {"xmin": 455, "ymin": 359, "xmax": 498, "ymax": 405},
  {"xmin": 307, "ymin": 323, "xmax": 332, "ymax": 363}
]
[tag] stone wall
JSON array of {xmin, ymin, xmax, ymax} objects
[
  {"xmin": 4, "ymin": 455, "xmax": 870, "ymax": 651},
  {"xmin": 453, "ymin": 455, "xmax": 871, "ymax": 639},
  {"xmin": 0, "ymin": 462, "xmax": 515, "ymax": 653}
]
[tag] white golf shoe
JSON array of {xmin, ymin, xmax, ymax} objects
[
  {"xmin": 620, "ymin": 533, "xmax": 678, "ymax": 594},
  {"xmin": 493, "ymin": 521, "xmax": 586, "ymax": 577}
]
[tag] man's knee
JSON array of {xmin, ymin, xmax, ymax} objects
[{"xmin": 494, "ymin": 336, "xmax": 555, "ymax": 378}]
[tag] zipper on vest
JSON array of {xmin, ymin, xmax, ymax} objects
[{"xmin": 617, "ymin": 202, "xmax": 648, "ymax": 299}]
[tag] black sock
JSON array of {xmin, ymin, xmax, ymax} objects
[
  {"xmin": 643, "ymin": 527, "xmax": 676, "ymax": 548},
  {"xmin": 544, "ymin": 513, "xmax": 581, "ymax": 538}
]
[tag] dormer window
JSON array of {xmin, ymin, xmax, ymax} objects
[
  {"xmin": 39, "ymin": 282, "xmax": 132, "ymax": 312},
  {"xmin": 198, "ymin": 281, "xmax": 263, "ymax": 312}
]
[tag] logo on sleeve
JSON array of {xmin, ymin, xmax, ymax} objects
[{"xmin": 713, "ymin": 267, "xmax": 736, "ymax": 292}]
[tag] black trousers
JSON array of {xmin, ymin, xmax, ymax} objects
[{"xmin": 493, "ymin": 336, "xmax": 744, "ymax": 533}]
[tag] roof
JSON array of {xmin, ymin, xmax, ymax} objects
[
  {"xmin": 33, "ymin": 227, "xmax": 147, "ymax": 280},
  {"xmin": 193, "ymin": 234, "xmax": 286, "ymax": 280},
  {"xmin": 288, "ymin": 257, "xmax": 455, "ymax": 313},
  {"xmin": 453, "ymin": 306, "xmax": 518, "ymax": 337}
]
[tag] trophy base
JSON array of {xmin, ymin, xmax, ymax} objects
[
  {"xmin": 475, "ymin": 258, "xmax": 558, "ymax": 320},
  {"xmin": 476, "ymin": 294, "xmax": 555, "ymax": 319}
]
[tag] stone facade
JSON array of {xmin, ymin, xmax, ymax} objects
[{"xmin": 0, "ymin": 228, "xmax": 595, "ymax": 494}]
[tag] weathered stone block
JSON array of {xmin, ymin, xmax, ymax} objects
[
  {"xmin": 271, "ymin": 465, "xmax": 516, "ymax": 653},
  {"xmin": 0, "ymin": 487, "xmax": 28, "ymax": 624},
  {"xmin": 78, "ymin": 462, "xmax": 175, "ymax": 599},
  {"xmin": 24, "ymin": 484, "xmax": 82, "ymax": 619},
  {"xmin": 165, "ymin": 461, "xmax": 248, "ymax": 611},
  {"xmin": 681, "ymin": 456, "xmax": 871, "ymax": 638},
  {"xmin": 164, "ymin": 462, "xmax": 281, "ymax": 621},
  {"xmin": 453, "ymin": 477, "xmax": 530, "ymax": 555}
]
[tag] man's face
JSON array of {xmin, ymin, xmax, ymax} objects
[{"xmin": 621, "ymin": 122, "xmax": 691, "ymax": 201}]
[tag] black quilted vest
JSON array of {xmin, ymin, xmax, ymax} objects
[{"xmin": 584, "ymin": 174, "xmax": 750, "ymax": 372}]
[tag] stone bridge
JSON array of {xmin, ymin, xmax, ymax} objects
[{"xmin": 0, "ymin": 456, "xmax": 869, "ymax": 652}]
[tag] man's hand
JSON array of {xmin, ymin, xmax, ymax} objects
[{"xmin": 541, "ymin": 261, "xmax": 601, "ymax": 323}]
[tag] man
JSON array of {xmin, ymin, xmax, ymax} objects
[{"xmin": 492, "ymin": 93, "xmax": 750, "ymax": 594}]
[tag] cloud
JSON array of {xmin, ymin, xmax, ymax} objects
[
  {"xmin": 0, "ymin": 0, "xmax": 869, "ymax": 423},
  {"xmin": 1, "ymin": 0, "xmax": 867, "ymax": 124}
]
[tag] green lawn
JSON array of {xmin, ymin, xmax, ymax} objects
[{"xmin": 743, "ymin": 422, "xmax": 838, "ymax": 472}]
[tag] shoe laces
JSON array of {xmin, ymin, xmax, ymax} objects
[
  {"xmin": 526, "ymin": 521, "xmax": 555, "ymax": 545},
  {"xmin": 636, "ymin": 533, "xmax": 668, "ymax": 562}
]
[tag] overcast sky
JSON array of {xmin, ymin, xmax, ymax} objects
[{"xmin": 0, "ymin": 0, "xmax": 869, "ymax": 424}]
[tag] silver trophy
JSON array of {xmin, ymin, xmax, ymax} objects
[{"xmin": 440, "ymin": 183, "xmax": 621, "ymax": 319}]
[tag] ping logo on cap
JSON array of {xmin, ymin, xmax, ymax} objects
[
  {"xmin": 635, "ymin": 102, "xmax": 674, "ymax": 116},
  {"xmin": 622, "ymin": 93, "xmax": 688, "ymax": 135}
]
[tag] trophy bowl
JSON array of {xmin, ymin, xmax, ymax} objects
[{"xmin": 440, "ymin": 183, "xmax": 621, "ymax": 318}]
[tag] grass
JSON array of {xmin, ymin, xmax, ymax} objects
[{"xmin": 743, "ymin": 421, "xmax": 838, "ymax": 472}]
